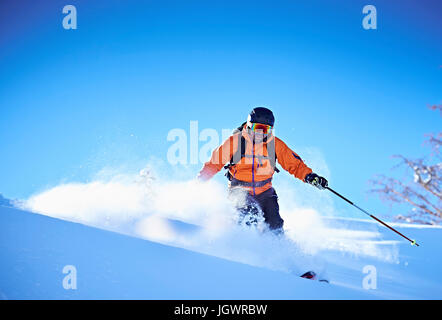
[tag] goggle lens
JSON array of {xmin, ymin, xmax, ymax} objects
[{"xmin": 249, "ymin": 123, "xmax": 273, "ymax": 134}]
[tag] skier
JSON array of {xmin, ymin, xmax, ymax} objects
[{"xmin": 197, "ymin": 107, "xmax": 328, "ymax": 234}]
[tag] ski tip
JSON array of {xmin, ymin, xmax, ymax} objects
[
  {"xmin": 300, "ymin": 271, "xmax": 317, "ymax": 280},
  {"xmin": 300, "ymin": 271, "xmax": 330, "ymax": 283},
  {"xmin": 411, "ymin": 239, "xmax": 420, "ymax": 247}
]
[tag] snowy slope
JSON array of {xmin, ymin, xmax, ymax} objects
[
  {"xmin": 1, "ymin": 205, "xmax": 378, "ymax": 300},
  {"xmin": 314, "ymin": 217, "xmax": 442, "ymax": 299},
  {"xmin": 1, "ymin": 204, "xmax": 442, "ymax": 300},
  {"xmin": 134, "ymin": 214, "xmax": 442, "ymax": 299}
]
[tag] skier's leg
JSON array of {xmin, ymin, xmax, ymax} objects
[
  {"xmin": 237, "ymin": 197, "xmax": 262, "ymax": 227},
  {"xmin": 228, "ymin": 187, "xmax": 263, "ymax": 227},
  {"xmin": 256, "ymin": 188, "xmax": 284, "ymax": 233}
]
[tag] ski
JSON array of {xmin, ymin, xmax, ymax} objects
[{"xmin": 300, "ymin": 271, "xmax": 329, "ymax": 283}]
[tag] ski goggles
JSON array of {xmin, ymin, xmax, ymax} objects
[{"xmin": 248, "ymin": 122, "xmax": 273, "ymax": 135}]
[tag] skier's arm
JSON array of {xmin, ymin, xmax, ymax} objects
[
  {"xmin": 274, "ymin": 137, "xmax": 313, "ymax": 181},
  {"xmin": 197, "ymin": 134, "xmax": 238, "ymax": 181}
]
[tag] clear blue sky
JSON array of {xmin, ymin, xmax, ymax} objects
[{"xmin": 0, "ymin": 0, "xmax": 440, "ymax": 217}]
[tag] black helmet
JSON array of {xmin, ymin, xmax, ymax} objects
[{"xmin": 247, "ymin": 107, "xmax": 275, "ymax": 126}]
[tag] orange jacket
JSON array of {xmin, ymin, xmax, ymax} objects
[{"xmin": 198, "ymin": 125, "xmax": 312, "ymax": 195}]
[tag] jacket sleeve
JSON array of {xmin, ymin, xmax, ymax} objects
[
  {"xmin": 197, "ymin": 134, "xmax": 238, "ymax": 181},
  {"xmin": 275, "ymin": 137, "xmax": 312, "ymax": 181}
]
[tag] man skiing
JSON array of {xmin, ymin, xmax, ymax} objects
[{"xmin": 197, "ymin": 107, "xmax": 328, "ymax": 234}]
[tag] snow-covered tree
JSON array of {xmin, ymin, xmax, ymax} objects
[{"xmin": 370, "ymin": 105, "xmax": 441, "ymax": 225}]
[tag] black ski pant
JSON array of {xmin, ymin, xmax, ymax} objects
[{"xmin": 229, "ymin": 187, "xmax": 284, "ymax": 232}]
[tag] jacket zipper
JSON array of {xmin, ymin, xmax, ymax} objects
[{"xmin": 252, "ymin": 139, "xmax": 256, "ymax": 196}]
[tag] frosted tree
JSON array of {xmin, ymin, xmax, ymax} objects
[{"xmin": 370, "ymin": 105, "xmax": 441, "ymax": 225}]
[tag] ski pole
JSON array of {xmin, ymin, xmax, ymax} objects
[{"xmin": 326, "ymin": 186, "xmax": 419, "ymax": 247}]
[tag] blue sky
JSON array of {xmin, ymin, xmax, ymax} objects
[{"xmin": 0, "ymin": 0, "xmax": 441, "ymax": 217}]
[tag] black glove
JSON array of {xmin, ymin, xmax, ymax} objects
[{"xmin": 304, "ymin": 173, "xmax": 328, "ymax": 190}]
